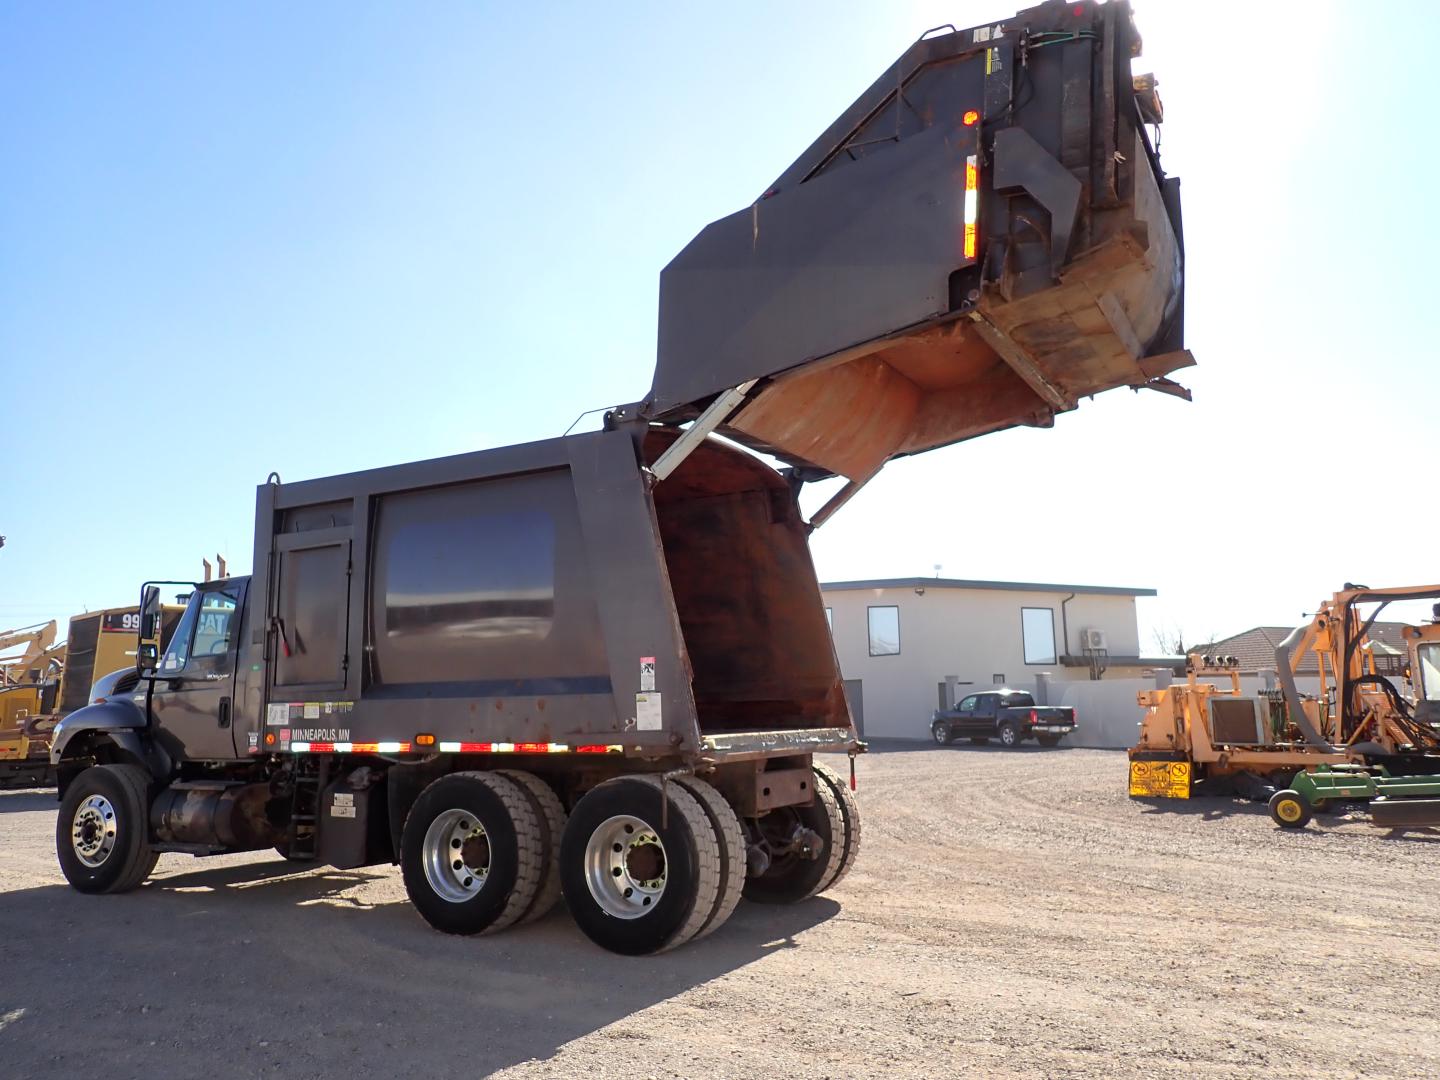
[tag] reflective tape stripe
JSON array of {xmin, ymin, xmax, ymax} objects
[
  {"xmin": 287, "ymin": 740, "xmax": 618, "ymax": 754},
  {"xmin": 963, "ymin": 154, "xmax": 979, "ymax": 259}
]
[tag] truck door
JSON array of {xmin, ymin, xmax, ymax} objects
[
  {"xmin": 973, "ymin": 695, "xmax": 998, "ymax": 733},
  {"xmin": 149, "ymin": 580, "xmax": 246, "ymax": 761},
  {"xmin": 956, "ymin": 695, "xmax": 978, "ymax": 734}
]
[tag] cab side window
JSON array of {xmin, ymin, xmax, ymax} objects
[
  {"xmin": 160, "ymin": 587, "xmax": 239, "ymax": 674},
  {"xmin": 958, "ymin": 695, "xmax": 977, "ymax": 712}
]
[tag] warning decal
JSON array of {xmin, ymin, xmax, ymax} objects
[
  {"xmin": 1128, "ymin": 760, "xmax": 1191, "ymax": 799},
  {"xmin": 635, "ymin": 692, "xmax": 662, "ymax": 731}
]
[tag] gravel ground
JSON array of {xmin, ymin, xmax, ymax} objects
[{"xmin": 2, "ymin": 745, "xmax": 1438, "ymax": 1079}]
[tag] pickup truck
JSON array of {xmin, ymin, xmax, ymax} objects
[{"xmin": 931, "ymin": 690, "xmax": 1076, "ymax": 749}]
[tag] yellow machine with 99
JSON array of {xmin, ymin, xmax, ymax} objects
[{"xmin": 0, "ymin": 606, "xmax": 183, "ymax": 786}]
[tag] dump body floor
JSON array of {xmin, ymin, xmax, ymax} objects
[{"xmin": 3, "ymin": 748, "xmax": 1438, "ymax": 1079}]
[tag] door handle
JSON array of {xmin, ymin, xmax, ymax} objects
[{"xmin": 218, "ymin": 696, "xmax": 231, "ymax": 729}]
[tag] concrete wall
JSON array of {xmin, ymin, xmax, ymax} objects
[{"xmin": 823, "ymin": 584, "xmax": 1145, "ymax": 739}]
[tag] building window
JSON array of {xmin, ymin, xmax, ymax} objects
[
  {"xmin": 825, "ymin": 607, "xmax": 833, "ymax": 632},
  {"xmin": 867, "ymin": 605, "xmax": 900, "ymax": 656},
  {"xmin": 993, "ymin": 673, "xmax": 1006, "ymax": 685},
  {"xmin": 1021, "ymin": 607, "xmax": 1057, "ymax": 665}
]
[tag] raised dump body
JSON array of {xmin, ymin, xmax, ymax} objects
[
  {"xmin": 647, "ymin": 0, "xmax": 1190, "ymax": 493},
  {"xmin": 49, "ymin": 0, "xmax": 1189, "ymax": 956}
]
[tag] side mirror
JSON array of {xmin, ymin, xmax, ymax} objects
[{"xmin": 137, "ymin": 584, "xmax": 163, "ymax": 671}]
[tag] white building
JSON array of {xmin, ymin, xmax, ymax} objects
[{"xmin": 820, "ymin": 577, "xmax": 1174, "ymax": 740}]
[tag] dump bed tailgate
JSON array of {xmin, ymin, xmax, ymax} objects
[{"xmin": 646, "ymin": 0, "xmax": 1190, "ymax": 484}]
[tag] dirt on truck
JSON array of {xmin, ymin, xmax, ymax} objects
[{"xmin": 49, "ymin": 0, "xmax": 1190, "ymax": 957}]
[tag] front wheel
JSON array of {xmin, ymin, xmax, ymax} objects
[
  {"xmin": 932, "ymin": 724, "xmax": 953, "ymax": 745},
  {"xmin": 998, "ymin": 722, "xmax": 1022, "ymax": 749},
  {"xmin": 56, "ymin": 764, "xmax": 158, "ymax": 894}
]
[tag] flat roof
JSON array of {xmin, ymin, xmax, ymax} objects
[{"xmin": 819, "ymin": 577, "xmax": 1157, "ymax": 598}]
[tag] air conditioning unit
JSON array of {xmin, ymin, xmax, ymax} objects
[{"xmin": 1081, "ymin": 628, "xmax": 1108, "ymax": 651}]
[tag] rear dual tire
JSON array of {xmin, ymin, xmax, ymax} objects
[
  {"xmin": 560, "ymin": 775, "xmax": 733, "ymax": 955},
  {"xmin": 743, "ymin": 763, "xmax": 860, "ymax": 904},
  {"xmin": 400, "ymin": 771, "xmax": 545, "ymax": 936}
]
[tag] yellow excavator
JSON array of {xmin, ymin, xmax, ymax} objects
[{"xmin": 1129, "ymin": 584, "xmax": 1440, "ymax": 826}]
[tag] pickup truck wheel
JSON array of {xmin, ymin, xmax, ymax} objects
[
  {"xmin": 998, "ymin": 721, "xmax": 1021, "ymax": 749},
  {"xmin": 56, "ymin": 764, "xmax": 158, "ymax": 894},
  {"xmin": 560, "ymin": 775, "xmax": 721, "ymax": 955},
  {"xmin": 812, "ymin": 762, "xmax": 861, "ymax": 893},
  {"xmin": 1037, "ymin": 734, "xmax": 1063, "ymax": 748},
  {"xmin": 931, "ymin": 724, "xmax": 953, "ymax": 745},
  {"xmin": 401, "ymin": 771, "xmax": 543, "ymax": 936},
  {"xmin": 743, "ymin": 777, "xmax": 844, "ymax": 905}
]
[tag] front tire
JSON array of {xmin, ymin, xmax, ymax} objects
[
  {"xmin": 401, "ymin": 771, "xmax": 543, "ymax": 936},
  {"xmin": 560, "ymin": 775, "xmax": 722, "ymax": 955},
  {"xmin": 932, "ymin": 724, "xmax": 953, "ymax": 745},
  {"xmin": 56, "ymin": 764, "xmax": 157, "ymax": 894}
]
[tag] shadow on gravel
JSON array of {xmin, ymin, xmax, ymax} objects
[
  {"xmin": 0, "ymin": 789, "xmax": 53, "ymax": 812},
  {"xmin": 0, "ymin": 850, "xmax": 842, "ymax": 1078}
]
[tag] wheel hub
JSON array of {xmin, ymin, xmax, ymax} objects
[
  {"xmin": 71, "ymin": 794, "xmax": 117, "ymax": 868},
  {"xmin": 422, "ymin": 809, "xmax": 492, "ymax": 903},
  {"xmin": 585, "ymin": 814, "xmax": 667, "ymax": 919}
]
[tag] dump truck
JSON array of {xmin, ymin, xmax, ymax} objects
[{"xmin": 50, "ymin": 0, "xmax": 1190, "ymax": 955}]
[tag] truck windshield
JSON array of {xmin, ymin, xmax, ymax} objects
[{"xmin": 1418, "ymin": 643, "xmax": 1440, "ymax": 702}]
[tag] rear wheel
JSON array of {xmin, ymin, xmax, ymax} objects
[
  {"xmin": 812, "ymin": 762, "xmax": 861, "ymax": 892},
  {"xmin": 1269, "ymin": 789, "xmax": 1313, "ymax": 830},
  {"xmin": 743, "ymin": 776, "xmax": 845, "ymax": 904},
  {"xmin": 401, "ymin": 771, "xmax": 543, "ymax": 935},
  {"xmin": 998, "ymin": 722, "xmax": 1021, "ymax": 749},
  {"xmin": 496, "ymin": 769, "xmax": 567, "ymax": 923},
  {"xmin": 672, "ymin": 775, "xmax": 745, "ymax": 941},
  {"xmin": 56, "ymin": 764, "xmax": 157, "ymax": 894},
  {"xmin": 932, "ymin": 724, "xmax": 953, "ymax": 745},
  {"xmin": 560, "ymin": 775, "xmax": 722, "ymax": 955}
]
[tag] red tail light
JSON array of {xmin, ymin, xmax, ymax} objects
[{"xmin": 1029, "ymin": 709, "xmax": 1037, "ymax": 723}]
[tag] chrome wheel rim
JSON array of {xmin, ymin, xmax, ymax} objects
[
  {"xmin": 1001, "ymin": 727, "xmax": 1017, "ymax": 746},
  {"xmin": 933, "ymin": 727, "xmax": 945, "ymax": 743},
  {"xmin": 422, "ymin": 808, "xmax": 491, "ymax": 903},
  {"xmin": 584, "ymin": 814, "xmax": 666, "ymax": 920},
  {"xmin": 72, "ymin": 794, "xmax": 117, "ymax": 868}
]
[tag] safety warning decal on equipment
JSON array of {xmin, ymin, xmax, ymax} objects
[
  {"xmin": 330, "ymin": 792, "xmax": 356, "ymax": 818},
  {"xmin": 639, "ymin": 657, "xmax": 656, "ymax": 693},
  {"xmin": 1128, "ymin": 760, "xmax": 1191, "ymax": 799},
  {"xmin": 267, "ymin": 701, "xmax": 355, "ymax": 726},
  {"xmin": 635, "ymin": 692, "xmax": 662, "ymax": 731}
]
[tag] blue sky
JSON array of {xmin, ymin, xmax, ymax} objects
[{"xmin": 3, "ymin": 0, "xmax": 1439, "ymax": 652}]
